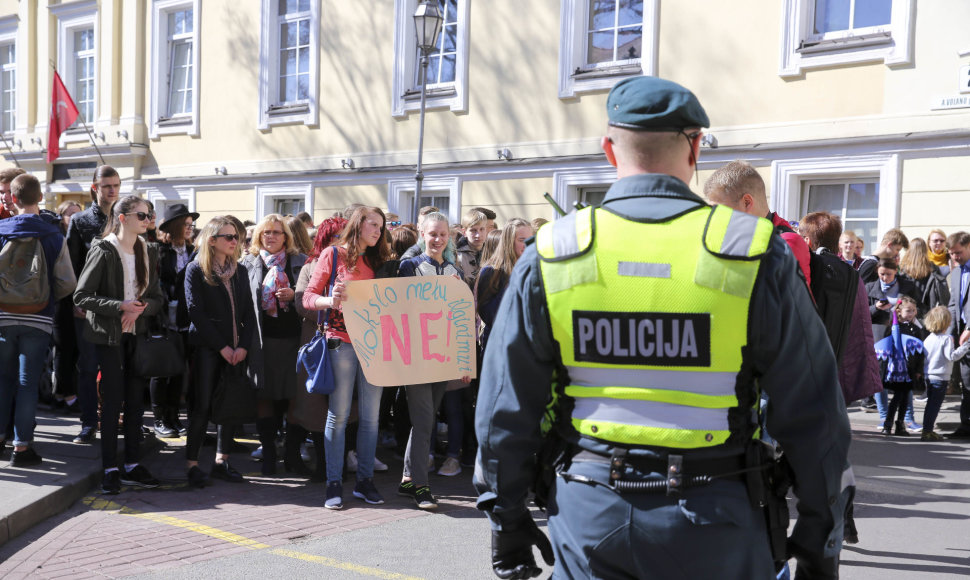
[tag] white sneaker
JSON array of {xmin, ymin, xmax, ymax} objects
[
  {"xmin": 347, "ymin": 450, "xmax": 359, "ymax": 473},
  {"xmin": 437, "ymin": 457, "xmax": 461, "ymax": 477},
  {"xmin": 251, "ymin": 445, "xmax": 263, "ymax": 460},
  {"xmin": 374, "ymin": 456, "xmax": 389, "ymax": 472}
]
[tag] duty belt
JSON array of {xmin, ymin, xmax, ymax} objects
[{"xmin": 566, "ymin": 449, "xmax": 749, "ymax": 496}]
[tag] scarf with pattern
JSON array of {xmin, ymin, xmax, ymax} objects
[{"xmin": 260, "ymin": 249, "xmax": 290, "ymax": 317}]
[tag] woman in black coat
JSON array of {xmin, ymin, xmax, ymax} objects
[
  {"xmin": 184, "ymin": 216, "xmax": 256, "ymax": 487},
  {"xmin": 149, "ymin": 204, "xmax": 197, "ymax": 438}
]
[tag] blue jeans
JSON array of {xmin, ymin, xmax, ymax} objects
[
  {"xmin": 74, "ymin": 322, "xmax": 100, "ymax": 428},
  {"xmin": 0, "ymin": 325, "xmax": 52, "ymax": 446},
  {"xmin": 923, "ymin": 380, "xmax": 948, "ymax": 432},
  {"xmin": 875, "ymin": 388, "xmax": 916, "ymax": 424},
  {"xmin": 325, "ymin": 341, "xmax": 383, "ymax": 483}
]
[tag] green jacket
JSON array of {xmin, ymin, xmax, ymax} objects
[{"xmin": 74, "ymin": 237, "xmax": 163, "ymax": 346}]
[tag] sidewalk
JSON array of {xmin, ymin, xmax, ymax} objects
[
  {"xmin": 0, "ymin": 407, "xmax": 161, "ymax": 547},
  {"xmin": 0, "ymin": 391, "xmax": 965, "ymax": 550}
]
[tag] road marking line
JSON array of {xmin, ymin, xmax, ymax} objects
[
  {"xmin": 269, "ymin": 548, "xmax": 424, "ymax": 580},
  {"xmin": 81, "ymin": 496, "xmax": 425, "ymax": 579}
]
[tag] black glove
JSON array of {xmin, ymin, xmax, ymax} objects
[{"xmin": 491, "ymin": 515, "xmax": 555, "ymax": 579}]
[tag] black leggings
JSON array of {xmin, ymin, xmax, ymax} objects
[
  {"xmin": 186, "ymin": 346, "xmax": 233, "ymax": 461},
  {"xmin": 96, "ymin": 335, "xmax": 147, "ymax": 470}
]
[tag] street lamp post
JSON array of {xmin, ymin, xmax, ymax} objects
[{"xmin": 412, "ymin": 0, "xmax": 443, "ymax": 222}]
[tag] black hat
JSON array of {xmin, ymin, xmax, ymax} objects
[
  {"xmin": 607, "ymin": 76, "xmax": 709, "ymax": 131},
  {"xmin": 159, "ymin": 203, "xmax": 199, "ymax": 233}
]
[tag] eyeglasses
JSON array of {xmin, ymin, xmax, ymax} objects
[
  {"xmin": 389, "ymin": 221, "xmax": 402, "ymax": 227},
  {"xmin": 213, "ymin": 233, "xmax": 240, "ymax": 242},
  {"xmin": 125, "ymin": 212, "xmax": 155, "ymax": 221},
  {"xmin": 261, "ymin": 230, "xmax": 284, "ymax": 237}
]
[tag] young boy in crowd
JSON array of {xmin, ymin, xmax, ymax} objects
[
  {"xmin": 896, "ymin": 296, "xmax": 927, "ymax": 431},
  {"xmin": 456, "ymin": 209, "xmax": 488, "ymax": 290}
]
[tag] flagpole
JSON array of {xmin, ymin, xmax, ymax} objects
[
  {"xmin": 76, "ymin": 115, "xmax": 106, "ymax": 165},
  {"xmin": 0, "ymin": 132, "xmax": 21, "ymax": 168}
]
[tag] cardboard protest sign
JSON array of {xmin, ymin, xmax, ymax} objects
[{"xmin": 342, "ymin": 276, "xmax": 477, "ymax": 387}]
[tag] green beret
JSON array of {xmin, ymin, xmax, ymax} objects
[{"xmin": 607, "ymin": 76, "xmax": 709, "ymax": 131}]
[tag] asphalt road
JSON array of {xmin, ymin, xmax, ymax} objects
[{"xmin": 1, "ymin": 398, "xmax": 968, "ymax": 579}]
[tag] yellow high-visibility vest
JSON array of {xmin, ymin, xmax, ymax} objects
[{"xmin": 536, "ymin": 204, "xmax": 774, "ymax": 449}]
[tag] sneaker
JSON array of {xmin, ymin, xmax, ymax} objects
[
  {"xmin": 398, "ymin": 480, "xmax": 417, "ymax": 498},
  {"xmin": 905, "ymin": 421, "xmax": 923, "ymax": 434},
  {"xmin": 921, "ymin": 431, "xmax": 943, "ymax": 442},
  {"xmin": 437, "ymin": 457, "xmax": 462, "ymax": 477},
  {"xmin": 211, "ymin": 461, "xmax": 245, "ymax": 483},
  {"xmin": 120, "ymin": 465, "xmax": 160, "ymax": 488},
  {"xmin": 10, "ymin": 447, "xmax": 42, "ymax": 467},
  {"xmin": 374, "ymin": 456, "xmax": 389, "ymax": 472},
  {"xmin": 73, "ymin": 425, "xmax": 96, "ymax": 444},
  {"xmin": 347, "ymin": 450, "xmax": 359, "ymax": 472},
  {"xmin": 251, "ymin": 445, "xmax": 264, "ymax": 461},
  {"xmin": 325, "ymin": 481, "xmax": 343, "ymax": 509},
  {"xmin": 414, "ymin": 485, "xmax": 437, "ymax": 509},
  {"xmin": 352, "ymin": 478, "xmax": 385, "ymax": 505},
  {"xmin": 300, "ymin": 443, "xmax": 311, "ymax": 462},
  {"xmin": 102, "ymin": 470, "xmax": 122, "ymax": 495}
]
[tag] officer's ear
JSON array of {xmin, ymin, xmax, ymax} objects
[{"xmin": 601, "ymin": 136, "xmax": 617, "ymax": 168}]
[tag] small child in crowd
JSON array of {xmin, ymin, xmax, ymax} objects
[
  {"xmin": 895, "ymin": 296, "xmax": 926, "ymax": 431},
  {"xmin": 874, "ymin": 306, "xmax": 925, "ymax": 437},
  {"xmin": 921, "ymin": 306, "xmax": 970, "ymax": 441}
]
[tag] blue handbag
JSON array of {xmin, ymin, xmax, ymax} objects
[{"xmin": 298, "ymin": 246, "xmax": 339, "ymax": 395}]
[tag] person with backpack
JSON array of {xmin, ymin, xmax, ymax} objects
[{"xmin": 0, "ymin": 173, "xmax": 77, "ymax": 466}]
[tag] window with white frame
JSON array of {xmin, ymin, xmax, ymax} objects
[
  {"xmin": 387, "ymin": 176, "xmax": 462, "ymax": 223},
  {"xmin": 779, "ymin": 0, "xmax": 913, "ymax": 77},
  {"xmin": 0, "ymin": 42, "xmax": 14, "ymax": 134},
  {"xmin": 558, "ymin": 0, "xmax": 658, "ymax": 99},
  {"xmin": 770, "ymin": 154, "xmax": 899, "ymax": 251},
  {"xmin": 255, "ymin": 183, "xmax": 313, "ymax": 221},
  {"xmin": 258, "ymin": 0, "xmax": 320, "ymax": 129},
  {"xmin": 73, "ymin": 28, "xmax": 95, "ymax": 125},
  {"xmin": 52, "ymin": 1, "xmax": 98, "ymax": 133},
  {"xmin": 801, "ymin": 179, "xmax": 879, "ymax": 251},
  {"xmin": 391, "ymin": 0, "xmax": 469, "ymax": 118},
  {"xmin": 551, "ymin": 167, "xmax": 616, "ymax": 218},
  {"xmin": 150, "ymin": 0, "xmax": 200, "ymax": 137}
]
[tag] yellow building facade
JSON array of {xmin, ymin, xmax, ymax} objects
[{"xmin": 1, "ymin": 0, "xmax": 968, "ymax": 249}]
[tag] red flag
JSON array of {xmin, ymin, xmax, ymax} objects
[{"xmin": 47, "ymin": 71, "xmax": 80, "ymax": 163}]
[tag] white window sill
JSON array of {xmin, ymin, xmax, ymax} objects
[
  {"xmin": 151, "ymin": 115, "xmax": 198, "ymax": 138},
  {"xmin": 259, "ymin": 102, "xmax": 315, "ymax": 129}
]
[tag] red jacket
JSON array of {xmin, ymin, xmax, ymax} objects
[{"xmin": 769, "ymin": 212, "xmax": 811, "ymax": 287}]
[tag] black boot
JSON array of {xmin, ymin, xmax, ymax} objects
[
  {"xmin": 256, "ymin": 417, "xmax": 279, "ymax": 475},
  {"xmin": 284, "ymin": 424, "xmax": 312, "ymax": 476},
  {"xmin": 894, "ymin": 420, "xmax": 911, "ymax": 436},
  {"xmin": 153, "ymin": 406, "xmax": 178, "ymax": 438},
  {"xmin": 168, "ymin": 407, "xmax": 187, "ymax": 436},
  {"xmin": 310, "ymin": 431, "xmax": 327, "ymax": 483}
]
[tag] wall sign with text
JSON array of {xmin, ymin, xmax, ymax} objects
[{"xmin": 343, "ymin": 276, "xmax": 477, "ymax": 387}]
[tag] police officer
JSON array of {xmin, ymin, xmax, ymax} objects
[{"xmin": 473, "ymin": 76, "xmax": 853, "ymax": 579}]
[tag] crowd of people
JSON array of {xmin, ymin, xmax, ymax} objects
[
  {"xmin": 1, "ymin": 159, "xmax": 967, "ymax": 509},
  {"xmin": 0, "ymin": 164, "xmax": 546, "ymax": 508}
]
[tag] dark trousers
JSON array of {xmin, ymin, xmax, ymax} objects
[
  {"xmin": 957, "ymin": 358, "xmax": 970, "ymax": 429},
  {"xmin": 75, "ymin": 322, "xmax": 100, "ymax": 428},
  {"xmin": 96, "ymin": 335, "xmax": 146, "ymax": 470},
  {"xmin": 883, "ymin": 381, "xmax": 913, "ymax": 430},
  {"xmin": 923, "ymin": 380, "xmax": 948, "ymax": 432},
  {"xmin": 52, "ymin": 298, "xmax": 78, "ymax": 399},
  {"xmin": 186, "ymin": 346, "xmax": 232, "ymax": 461},
  {"xmin": 548, "ymin": 461, "xmax": 774, "ymax": 578}
]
